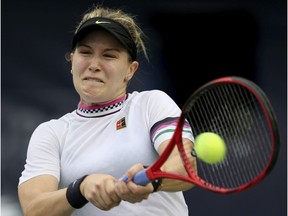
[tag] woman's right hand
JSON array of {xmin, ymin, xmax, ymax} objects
[{"xmin": 80, "ymin": 174, "xmax": 122, "ymax": 210}]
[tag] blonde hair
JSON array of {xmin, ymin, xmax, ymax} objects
[{"xmin": 74, "ymin": 5, "xmax": 149, "ymax": 61}]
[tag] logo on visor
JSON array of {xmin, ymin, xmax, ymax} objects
[{"xmin": 95, "ymin": 20, "xmax": 111, "ymax": 25}]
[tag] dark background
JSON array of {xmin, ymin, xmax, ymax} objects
[{"xmin": 1, "ymin": 0, "xmax": 287, "ymax": 215}]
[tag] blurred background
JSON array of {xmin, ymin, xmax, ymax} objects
[{"xmin": 1, "ymin": 0, "xmax": 287, "ymax": 215}]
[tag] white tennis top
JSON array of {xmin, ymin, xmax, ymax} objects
[{"xmin": 19, "ymin": 90, "xmax": 194, "ymax": 216}]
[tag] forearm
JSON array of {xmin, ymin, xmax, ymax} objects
[
  {"xmin": 158, "ymin": 158, "xmax": 196, "ymax": 192},
  {"xmin": 156, "ymin": 139, "xmax": 197, "ymax": 192},
  {"xmin": 158, "ymin": 179, "xmax": 195, "ymax": 192},
  {"xmin": 22, "ymin": 188, "xmax": 74, "ymax": 216}
]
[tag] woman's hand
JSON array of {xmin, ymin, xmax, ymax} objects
[
  {"xmin": 114, "ymin": 164, "xmax": 154, "ymax": 203},
  {"xmin": 80, "ymin": 174, "xmax": 122, "ymax": 210}
]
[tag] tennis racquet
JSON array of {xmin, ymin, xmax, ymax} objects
[{"xmin": 133, "ymin": 76, "xmax": 280, "ymax": 194}]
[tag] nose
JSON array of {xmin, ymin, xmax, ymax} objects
[
  {"xmin": 89, "ymin": 65, "xmax": 100, "ymax": 72},
  {"xmin": 89, "ymin": 59, "xmax": 101, "ymax": 72}
]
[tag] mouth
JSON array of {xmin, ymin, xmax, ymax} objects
[{"xmin": 83, "ymin": 77, "xmax": 104, "ymax": 83}]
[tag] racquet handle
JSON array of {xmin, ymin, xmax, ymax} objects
[{"xmin": 132, "ymin": 169, "xmax": 150, "ymax": 185}]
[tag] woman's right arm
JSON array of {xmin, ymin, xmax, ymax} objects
[
  {"xmin": 18, "ymin": 175, "xmax": 74, "ymax": 216},
  {"xmin": 18, "ymin": 173, "xmax": 122, "ymax": 216}
]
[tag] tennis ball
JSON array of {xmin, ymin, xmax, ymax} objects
[{"xmin": 194, "ymin": 132, "xmax": 227, "ymax": 164}]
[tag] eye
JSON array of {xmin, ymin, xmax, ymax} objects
[
  {"xmin": 76, "ymin": 45, "xmax": 92, "ymax": 55},
  {"xmin": 103, "ymin": 50, "xmax": 119, "ymax": 59},
  {"xmin": 79, "ymin": 50, "xmax": 92, "ymax": 55},
  {"xmin": 104, "ymin": 53, "xmax": 117, "ymax": 58}
]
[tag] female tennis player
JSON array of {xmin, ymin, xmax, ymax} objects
[{"xmin": 18, "ymin": 4, "xmax": 195, "ymax": 216}]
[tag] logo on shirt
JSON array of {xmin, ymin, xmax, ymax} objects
[{"xmin": 116, "ymin": 117, "xmax": 126, "ymax": 130}]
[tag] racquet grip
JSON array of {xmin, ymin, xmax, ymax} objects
[{"xmin": 132, "ymin": 169, "xmax": 150, "ymax": 185}]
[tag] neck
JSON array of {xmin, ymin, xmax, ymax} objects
[{"xmin": 76, "ymin": 94, "xmax": 128, "ymax": 118}]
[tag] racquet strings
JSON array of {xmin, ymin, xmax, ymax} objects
[{"xmin": 186, "ymin": 82, "xmax": 275, "ymax": 189}]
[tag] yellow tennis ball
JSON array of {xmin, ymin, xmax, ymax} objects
[{"xmin": 194, "ymin": 132, "xmax": 227, "ymax": 164}]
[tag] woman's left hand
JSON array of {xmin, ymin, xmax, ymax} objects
[{"xmin": 114, "ymin": 163, "xmax": 154, "ymax": 203}]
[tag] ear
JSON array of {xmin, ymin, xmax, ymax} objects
[
  {"xmin": 126, "ymin": 61, "xmax": 139, "ymax": 81},
  {"xmin": 69, "ymin": 53, "xmax": 74, "ymax": 75},
  {"xmin": 70, "ymin": 53, "xmax": 74, "ymax": 62}
]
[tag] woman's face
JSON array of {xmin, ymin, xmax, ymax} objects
[{"xmin": 70, "ymin": 30, "xmax": 138, "ymax": 106}]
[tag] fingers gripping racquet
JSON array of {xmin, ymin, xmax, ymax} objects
[{"xmin": 133, "ymin": 76, "xmax": 280, "ymax": 194}]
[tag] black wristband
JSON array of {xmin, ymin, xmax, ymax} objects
[
  {"xmin": 152, "ymin": 178, "xmax": 162, "ymax": 192},
  {"xmin": 66, "ymin": 175, "xmax": 89, "ymax": 209},
  {"xmin": 143, "ymin": 165, "xmax": 162, "ymax": 192}
]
